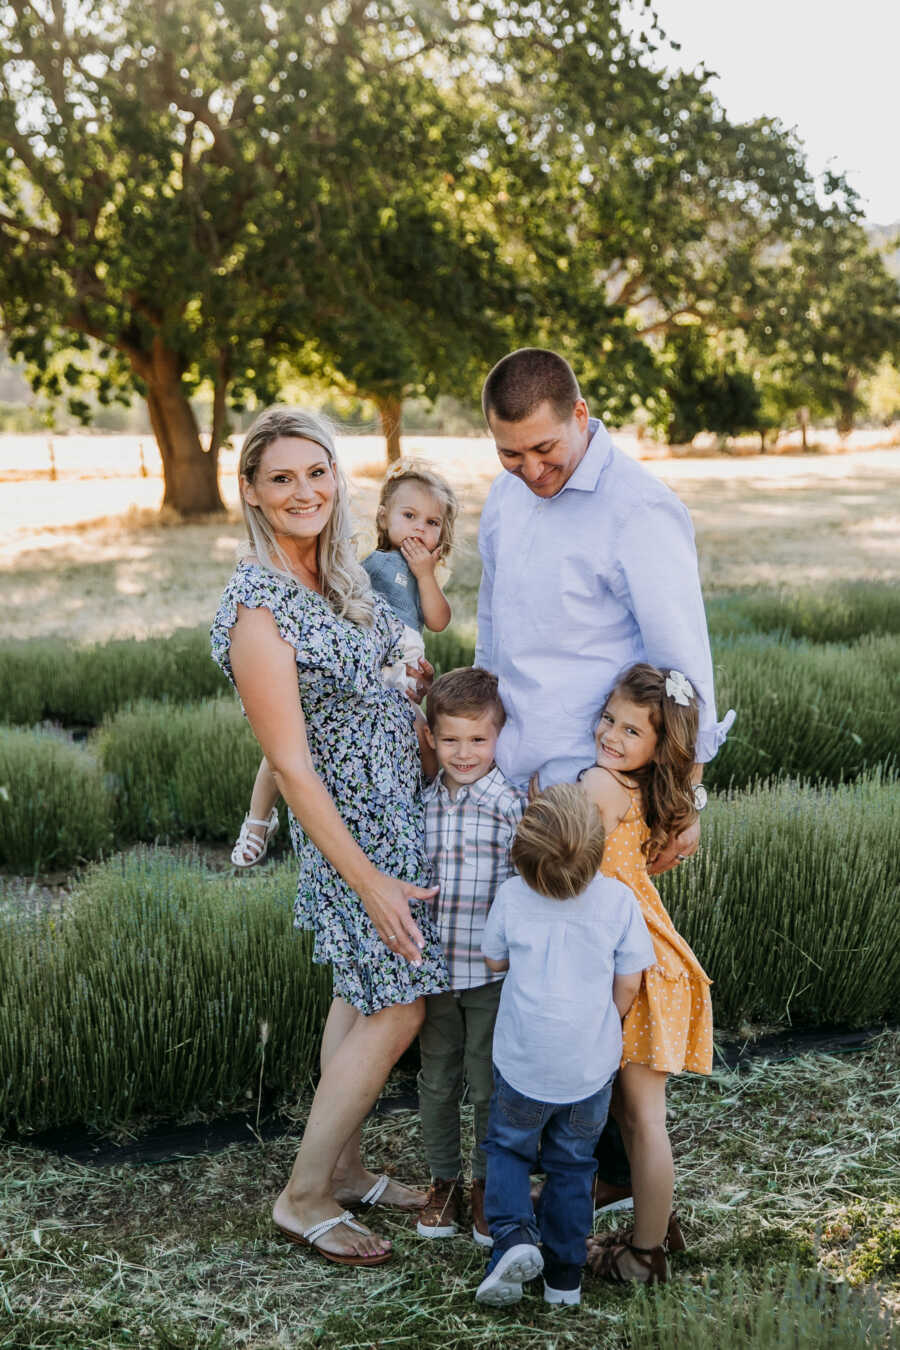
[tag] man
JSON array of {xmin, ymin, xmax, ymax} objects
[
  {"xmin": 475, "ymin": 347, "xmax": 733, "ymax": 869},
  {"xmin": 474, "ymin": 347, "xmax": 734, "ymax": 1220}
]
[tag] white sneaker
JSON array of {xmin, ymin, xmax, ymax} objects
[
  {"xmin": 543, "ymin": 1281, "xmax": 581, "ymax": 1305},
  {"xmin": 475, "ymin": 1244, "xmax": 544, "ymax": 1307}
]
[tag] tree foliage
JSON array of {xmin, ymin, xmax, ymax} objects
[
  {"xmin": 745, "ymin": 219, "xmax": 900, "ymax": 433},
  {"xmin": 1, "ymin": 0, "xmax": 897, "ymax": 510},
  {"xmin": 0, "ymin": 0, "xmax": 515, "ymax": 508}
]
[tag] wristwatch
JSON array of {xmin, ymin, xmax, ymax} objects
[{"xmin": 693, "ymin": 784, "xmax": 708, "ymax": 811}]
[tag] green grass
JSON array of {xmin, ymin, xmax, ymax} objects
[
  {"xmin": 95, "ymin": 698, "xmax": 288, "ymax": 847},
  {"xmin": 706, "ymin": 581, "xmax": 900, "ymax": 645},
  {"xmin": 623, "ymin": 1263, "xmax": 898, "ymax": 1348},
  {"xmin": 2, "ymin": 771, "xmax": 897, "ymax": 1135},
  {"xmin": 0, "ymin": 850, "xmax": 330, "ymax": 1134},
  {"xmin": 0, "ymin": 727, "xmax": 114, "ymax": 871},
  {"xmin": 2, "ymin": 1034, "xmax": 897, "ymax": 1348},
  {"xmin": 0, "ymin": 629, "xmax": 228, "ymax": 727},
  {"xmin": 705, "ymin": 633, "xmax": 899, "ymax": 790},
  {"xmin": 660, "ymin": 772, "xmax": 900, "ymax": 1028}
]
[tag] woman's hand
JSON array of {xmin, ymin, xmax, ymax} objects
[
  {"xmin": 360, "ymin": 874, "xmax": 439, "ymax": 966},
  {"xmin": 648, "ymin": 818, "xmax": 700, "ymax": 875},
  {"xmin": 400, "ymin": 537, "xmax": 438, "ymax": 578}
]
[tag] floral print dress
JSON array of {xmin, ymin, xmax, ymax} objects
[{"xmin": 211, "ymin": 558, "xmax": 450, "ymax": 1015}]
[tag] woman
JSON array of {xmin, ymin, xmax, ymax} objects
[{"xmin": 211, "ymin": 408, "xmax": 449, "ymax": 1266}]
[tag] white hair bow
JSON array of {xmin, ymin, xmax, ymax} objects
[{"xmin": 665, "ymin": 670, "xmax": 695, "ymax": 706}]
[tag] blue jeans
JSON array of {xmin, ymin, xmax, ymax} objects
[{"xmin": 482, "ymin": 1067, "xmax": 614, "ymax": 1277}]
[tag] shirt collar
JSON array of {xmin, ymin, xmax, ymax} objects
[
  {"xmin": 557, "ymin": 417, "xmax": 613, "ymax": 495},
  {"xmin": 422, "ymin": 763, "xmax": 506, "ymax": 806}
]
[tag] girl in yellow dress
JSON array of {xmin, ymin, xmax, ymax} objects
[{"xmin": 578, "ymin": 663, "xmax": 712, "ymax": 1285}]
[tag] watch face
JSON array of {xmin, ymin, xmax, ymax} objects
[{"xmin": 693, "ymin": 785, "xmax": 708, "ymax": 811}]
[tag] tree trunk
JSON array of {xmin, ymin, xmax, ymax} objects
[
  {"xmin": 377, "ymin": 393, "xmax": 403, "ymax": 464},
  {"xmin": 138, "ymin": 340, "xmax": 225, "ymax": 515},
  {"xmin": 209, "ymin": 356, "xmax": 228, "ymax": 456},
  {"xmin": 836, "ymin": 376, "xmax": 858, "ymax": 439}
]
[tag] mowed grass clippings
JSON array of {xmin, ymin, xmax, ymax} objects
[{"xmin": 1, "ymin": 1035, "xmax": 898, "ymax": 1350}]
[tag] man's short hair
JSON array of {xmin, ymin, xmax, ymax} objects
[
  {"xmin": 482, "ymin": 348, "xmax": 581, "ymax": 424},
  {"xmin": 511, "ymin": 784, "xmax": 606, "ymax": 900},
  {"xmin": 426, "ymin": 667, "xmax": 506, "ymax": 731}
]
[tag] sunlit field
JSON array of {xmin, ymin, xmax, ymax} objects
[{"xmin": 2, "ymin": 433, "xmax": 899, "ymax": 642}]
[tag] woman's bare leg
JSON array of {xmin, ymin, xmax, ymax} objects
[
  {"xmin": 614, "ymin": 1062, "xmax": 672, "ymax": 1275},
  {"xmin": 273, "ymin": 996, "xmax": 424, "ymax": 1257},
  {"xmin": 321, "ymin": 999, "xmax": 426, "ymax": 1209}
]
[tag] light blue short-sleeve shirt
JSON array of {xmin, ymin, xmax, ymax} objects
[{"xmin": 481, "ymin": 873, "xmax": 655, "ymax": 1104}]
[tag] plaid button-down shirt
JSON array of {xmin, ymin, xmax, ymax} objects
[{"xmin": 422, "ymin": 765, "xmax": 526, "ymax": 991}]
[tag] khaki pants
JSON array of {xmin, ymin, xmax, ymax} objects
[{"xmin": 417, "ymin": 980, "xmax": 503, "ymax": 1180}]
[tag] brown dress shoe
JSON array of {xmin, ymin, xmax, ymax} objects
[
  {"xmin": 469, "ymin": 1177, "xmax": 493, "ymax": 1248},
  {"xmin": 415, "ymin": 1177, "xmax": 461, "ymax": 1239}
]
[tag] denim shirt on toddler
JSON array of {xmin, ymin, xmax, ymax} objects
[
  {"xmin": 362, "ymin": 550, "xmax": 424, "ymax": 633},
  {"xmin": 481, "ymin": 873, "xmax": 655, "ymax": 1103}
]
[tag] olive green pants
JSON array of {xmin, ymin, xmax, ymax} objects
[{"xmin": 417, "ymin": 980, "xmax": 503, "ymax": 1181}]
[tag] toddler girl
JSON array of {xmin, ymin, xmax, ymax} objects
[
  {"xmin": 231, "ymin": 460, "xmax": 457, "ymax": 866},
  {"xmin": 361, "ymin": 461, "xmax": 456, "ymax": 690},
  {"xmin": 578, "ymin": 663, "xmax": 713, "ymax": 1285}
]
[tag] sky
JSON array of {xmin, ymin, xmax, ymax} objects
[{"xmin": 637, "ymin": 0, "xmax": 899, "ymax": 225}]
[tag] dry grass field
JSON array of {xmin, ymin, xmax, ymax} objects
[{"xmin": 2, "ymin": 434, "xmax": 899, "ymax": 642}]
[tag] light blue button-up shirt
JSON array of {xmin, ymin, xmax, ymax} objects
[{"xmin": 475, "ymin": 418, "xmax": 734, "ymax": 789}]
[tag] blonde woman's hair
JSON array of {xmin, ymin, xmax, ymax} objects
[
  {"xmin": 511, "ymin": 783, "xmax": 606, "ymax": 900},
  {"xmin": 239, "ymin": 407, "xmax": 374, "ymax": 626},
  {"xmin": 375, "ymin": 461, "xmax": 459, "ymax": 562}
]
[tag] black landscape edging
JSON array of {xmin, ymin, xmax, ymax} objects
[{"xmin": 6, "ymin": 1025, "xmax": 892, "ymax": 1168}]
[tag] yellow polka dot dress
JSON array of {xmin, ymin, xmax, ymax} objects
[{"xmin": 602, "ymin": 789, "xmax": 713, "ymax": 1076}]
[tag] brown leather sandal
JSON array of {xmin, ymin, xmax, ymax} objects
[
  {"xmin": 589, "ymin": 1237, "xmax": 669, "ymax": 1285},
  {"xmin": 588, "ymin": 1211, "xmax": 685, "ymax": 1255}
]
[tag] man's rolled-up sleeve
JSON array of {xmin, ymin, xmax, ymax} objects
[{"xmin": 617, "ymin": 498, "xmax": 735, "ymax": 763}]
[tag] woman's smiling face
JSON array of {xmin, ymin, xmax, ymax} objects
[{"xmin": 241, "ymin": 436, "xmax": 337, "ymax": 541}]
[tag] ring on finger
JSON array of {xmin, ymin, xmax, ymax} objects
[{"xmin": 676, "ymin": 853, "xmax": 687, "ymax": 861}]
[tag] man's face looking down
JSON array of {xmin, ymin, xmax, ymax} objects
[{"xmin": 487, "ymin": 398, "xmax": 591, "ymax": 498}]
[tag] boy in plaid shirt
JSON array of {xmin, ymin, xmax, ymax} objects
[{"xmin": 416, "ymin": 668, "xmax": 526, "ymax": 1245}]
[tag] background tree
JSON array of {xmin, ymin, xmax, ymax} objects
[
  {"xmin": 655, "ymin": 327, "xmax": 761, "ymax": 446},
  {"xmin": 472, "ymin": 0, "xmax": 844, "ymax": 420},
  {"xmin": 745, "ymin": 218, "xmax": 900, "ymax": 435},
  {"xmin": 0, "ymin": 0, "xmax": 508, "ymax": 510}
]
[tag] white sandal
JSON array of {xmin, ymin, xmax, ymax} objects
[
  {"xmin": 231, "ymin": 808, "xmax": 279, "ymax": 868},
  {"xmin": 274, "ymin": 1209, "xmax": 391, "ymax": 1267}
]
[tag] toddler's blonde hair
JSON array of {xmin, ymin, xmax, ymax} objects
[
  {"xmin": 375, "ymin": 461, "xmax": 458, "ymax": 562},
  {"xmin": 511, "ymin": 783, "xmax": 606, "ymax": 900}
]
